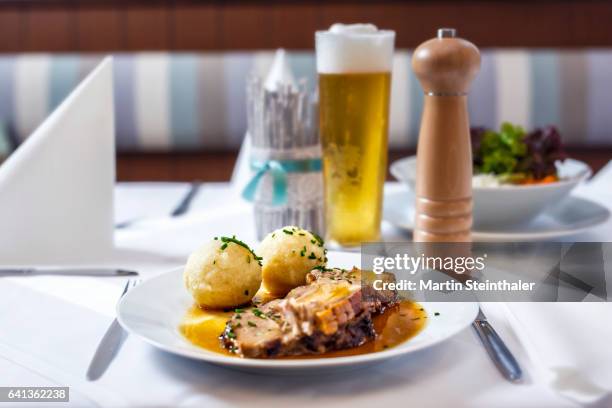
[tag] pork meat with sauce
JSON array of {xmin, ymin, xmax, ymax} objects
[{"xmin": 220, "ymin": 267, "xmax": 397, "ymax": 358}]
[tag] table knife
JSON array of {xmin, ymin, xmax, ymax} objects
[
  {"xmin": 472, "ymin": 307, "xmax": 523, "ymax": 383},
  {"xmin": 86, "ymin": 279, "xmax": 139, "ymax": 381},
  {"xmin": 0, "ymin": 268, "xmax": 138, "ymax": 277},
  {"xmin": 171, "ymin": 181, "xmax": 201, "ymax": 217},
  {"xmin": 115, "ymin": 181, "xmax": 201, "ymax": 229}
]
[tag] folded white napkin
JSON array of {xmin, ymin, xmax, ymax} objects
[
  {"xmin": 114, "ymin": 182, "xmax": 192, "ymax": 226},
  {"xmin": 115, "ymin": 197, "xmax": 254, "ymax": 260},
  {"xmin": 0, "ymin": 57, "xmax": 115, "ymax": 265},
  {"xmin": 498, "ymin": 162, "xmax": 612, "ymax": 407},
  {"xmin": 231, "ymin": 132, "xmax": 252, "ymax": 191},
  {"xmin": 0, "ymin": 279, "xmax": 130, "ymax": 407},
  {"xmin": 502, "ymin": 303, "xmax": 612, "ymax": 407},
  {"xmin": 574, "ymin": 160, "xmax": 612, "ymax": 216}
]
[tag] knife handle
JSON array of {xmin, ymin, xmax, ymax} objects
[
  {"xmin": 473, "ymin": 320, "xmax": 523, "ymax": 383},
  {"xmin": 0, "ymin": 269, "xmax": 34, "ymax": 276}
]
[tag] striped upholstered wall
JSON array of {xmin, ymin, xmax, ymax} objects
[{"xmin": 0, "ymin": 50, "xmax": 611, "ymax": 153}]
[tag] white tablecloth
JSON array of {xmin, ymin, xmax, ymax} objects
[{"xmin": 2, "ymin": 167, "xmax": 612, "ymax": 407}]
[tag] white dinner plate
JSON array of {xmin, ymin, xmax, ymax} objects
[
  {"xmin": 384, "ymin": 189, "xmax": 610, "ymax": 242},
  {"xmin": 117, "ymin": 252, "xmax": 478, "ymax": 374}
]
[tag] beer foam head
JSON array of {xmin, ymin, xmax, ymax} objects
[{"xmin": 316, "ymin": 24, "xmax": 395, "ymax": 74}]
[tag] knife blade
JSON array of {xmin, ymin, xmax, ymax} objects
[
  {"xmin": 86, "ymin": 319, "xmax": 127, "ymax": 381},
  {"xmin": 0, "ymin": 268, "xmax": 138, "ymax": 277},
  {"xmin": 86, "ymin": 279, "xmax": 138, "ymax": 381}
]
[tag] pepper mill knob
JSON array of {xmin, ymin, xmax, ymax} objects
[
  {"xmin": 412, "ymin": 28, "xmax": 480, "ymax": 242},
  {"xmin": 412, "ymin": 28, "xmax": 480, "ymax": 95}
]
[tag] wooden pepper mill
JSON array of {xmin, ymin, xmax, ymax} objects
[{"xmin": 412, "ymin": 28, "xmax": 480, "ymax": 242}]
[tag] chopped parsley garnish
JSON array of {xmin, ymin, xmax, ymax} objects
[
  {"xmin": 311, "ymin": 231, "xmax": 325, "ymax": 247},
  {"xmin": 282, "ymin": 229, "xmax": 293, "ymax": 235},
  {"xmin": 247, "ymin": 321, "xmax": 257, "ymax": 327},
  {"xmin": 308, "ymin": 252, "xmax": 317, "ymax": 260},
  {"xmin": 217, "ymin": 236, "xmax": 263, "ymax": 266},
  {"xmin": 234, "ymin": 308, "xmax": 244, "ymax": 313},
  {"xmin": 252, "ymin": 308, "xmax": 266, "ymax": 319}
]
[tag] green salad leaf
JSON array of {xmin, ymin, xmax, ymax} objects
[
  {"xmin": 477, "ymin": 122, "xmax": 527, "ymax": 175},
  {"xmin": 471, "ymin": 122, "xmax": 567, "ymax": 181}
]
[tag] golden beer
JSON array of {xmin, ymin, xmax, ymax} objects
[
  {"xmin": 316, "ymin": 23, "xmax": 394, "ymax": 246},
  {"xmin": 319, "ymin": 72, "xmax": 391, "ymax": 246}
]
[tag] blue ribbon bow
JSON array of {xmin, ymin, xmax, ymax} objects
[{"xmin": 242, "ymin": 158, "xmax": 322, "ymax": 206}]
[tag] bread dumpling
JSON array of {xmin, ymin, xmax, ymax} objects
[
  {"xmin": 184, "ymin": 237, "xmax": 262, "ymax": 308},
  {"xmin": 258, "ymin": 226, "xmax": 327, "ymax": 295}
]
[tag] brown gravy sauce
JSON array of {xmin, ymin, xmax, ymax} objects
[{"xmin": 180, "ymin": 300, "xmax": 427, "ymax": 359}]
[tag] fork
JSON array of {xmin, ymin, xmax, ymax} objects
[
  {"xmin": 472, "ymin": 306, "xmax": 523, "ymax": 383},
  {"xmin": 86, "ymin": 278, "xmax": 140, "ymax": 381}
]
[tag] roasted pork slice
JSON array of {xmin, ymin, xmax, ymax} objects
[
  {"xmin": 220, "ymin": 301, "xmax": 285, "ymax": 357},
  {"xmin": 306, "ymin": 267, "xmax": 397, "ymax": 314},
  {"xmin": 220, "ymin": 267, "xmax": 397, "ymax": 358}
]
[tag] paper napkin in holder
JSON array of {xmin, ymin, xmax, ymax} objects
[
  {"xmin": 0, "ymin": 57, "xmax": 115, "ymax": 265},
  {"xmin": 241, "ymin": 49, "xmax": 324, "ymax": 240}
]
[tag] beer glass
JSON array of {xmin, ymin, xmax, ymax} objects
[{"xmin": 315, "ymin": 24, "xmax": 395, "ymax": 247}]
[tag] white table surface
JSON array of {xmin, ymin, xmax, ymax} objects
[{"xmin": 2, "ymin": 171, "xmax": 612, "ymax": 408}]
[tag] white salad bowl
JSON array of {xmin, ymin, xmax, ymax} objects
[{"xmin": 390, "ymin": 156, "xmax": 592, "ymax": 228}]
